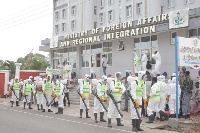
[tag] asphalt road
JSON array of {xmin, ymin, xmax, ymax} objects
[{"xmin": 0, "ymin": 104, "xmax": 133, "ymax": 133}]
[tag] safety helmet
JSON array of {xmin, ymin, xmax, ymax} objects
[
  {"xmin": 29, "ymin": 76, "xmax": 33, "ymax": 79},
  {"xmin": 171, "ymin": 73, "xmax": 176, "ymax": 77},
  {"xmin": 102, "ymin": 75, "xmax": 107, "ymax": 81},
  {"xmin": 157, "ymin": 75, "xmax": 165, "ymax": 82}
]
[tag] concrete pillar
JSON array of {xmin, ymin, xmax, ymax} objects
[{"xmin": 15, "ymin": 63, "xmax": 22, "ymax": 78}]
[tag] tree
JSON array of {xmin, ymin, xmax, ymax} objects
[
  {"xmin": 17, "ymin": 53, "xmax": 48, "ymax": 70},
  {"xmin": 0, "ymin": 60, "xmax": 15, "ymax": 79}
]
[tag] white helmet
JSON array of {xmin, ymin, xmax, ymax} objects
[
  {"xmin": 107, "ymin": 76, "xmax": 115, "ymax": 84},
  {"xmin": 171, "ymin": 73, "xmax": 176, "ymax": 77},
  {"xmin": 102, "ymin": 75, "xmax": 107, "ymax": 80},
  {"xmin": 29, "ymin": 76, "xmax": 33, "ymax": 79},
  {"xmin": 85, "ymin": 74, "xmax": 90, "ymax": 81},
  {"xmin": 171, "ymin": 77, "xmax": 176, "ymax": 83}
]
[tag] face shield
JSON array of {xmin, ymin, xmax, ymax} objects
[
  {"xmin": 102, "ymin": 75, "xmax": 107, "ymax": 84},
  {"xmin": 115, "ymin": 72, "xmax": 121, "ymax": 81},
  {"xmin": 138, "ymin": 71, "xmax": 145, "ymax": 80},
  {"xmin": 15, "ymin": 77, "xmax": 19, "ymax": 83},
  {"xmin": 85, "ymin": 74, "xmax": 90, "ymax": 82}
]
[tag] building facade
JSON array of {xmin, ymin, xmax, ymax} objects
[{"xmin": 40, "ymin": 0, "xmax": 200, "ymax": 78}]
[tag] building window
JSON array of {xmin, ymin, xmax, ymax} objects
[
  {"xmin": 108, "ymin": 10, "xmax": 113, "ymax": 22},
  {"xmin": 55, "ymin": 12, "xmax": 59, "ymax": 20},
  {"xmin": 126, "ymin": 5, "xmax": 132, "ymax": 17},
  {"xmin": 94, "ymin": 6, "xmax": 97, "ymax": 15},
  {"xmin": 100, "ymin": 0, "xmax": 104, "ymax": 8},
  {"xmin": 171, "ymin": 32, "xmax": 176, "ymax": 44},
  {"xmin": 68, "ymin": 47, "xmax": 77, "ymax": 68},
  {"xmin": 94, "ymin": 22, "xmax": 97, "ymax": 29},
  {"xmin": 103, "ymin": 42, "xmax": 112, "ymax": 66},
  {"xmin": 62, "ymin": 9, "xmax": 66, "ymax": 18},
  {"xmin": 189, "ymin": 29, "xmax": 197, "ymax": 38},
  {"xmin": 108, "ymin": 0, "xmax": 113, "ymax": 5},
  {"xmin": 134, "ymin": 35, "xmax": 158, "ymax": 64},
  {"xmin": 72, "ymin": 6, "xmax": 76, "ymax": 16},
  {"xmin": 136, "ymin": 3, "xmax": 142, "ymax": 15},
  {"xmin": 186, "ymin": 0, "xmax": 193, "ymax": 4},
  {"xmin": 55, "ymin": 25, "xmax": 59, "ymax": 34},
  {"xmin": 62, "ymin": 23, "xmax": 65, "ymax": 32},
  {"xmin": 81, "ymin": 45, "xmax": 91, "ymax": 67},
  {"xmin": 99, "ymin": 13, "xmax": 104, "ymax": 24},
  {"xmin": 168, "ymin": 0, "xmax": 175, "ymax": 8},
  {"xmin": 71, "ymin": 20, "xmax": 76, "ymax": 30}
]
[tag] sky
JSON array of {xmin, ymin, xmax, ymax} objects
[{"xmin": 0, "ymin": 0, "xmax": 53, "ymax": 62}]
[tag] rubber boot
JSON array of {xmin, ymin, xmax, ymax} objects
[
  {"xmin": 116, "ymin": 118, "xmax": 124, "ymax": 126},
  {"xmin": 136, "ymin": 119, "xmax": 143, "ymax": 131},
  {"xmin": 24, "ymin": 102, "xmax": 26, "ymax": 109},
  {"xmin": 146, "ymin": 114, "xmax": 154, "ymax": 123},
  {"xmin": 108, "ymin": 118, "xmax": 112, "ymax": 128},
  {"xmin": 63, "ymin": 98, "xmax": 66, "ymax": 106},
  {"xmin": 37, "ymin": 104, "xmax": 40, "ymax": 110},
  {"xmin": 100, "ymin": 112, "xmax": 106, "ymax": 122},
  {"xmin": 60, "ymin": 108, "xmax": 63, "ymax": 114},
  {"xmin": 29, "ymin": 103, "xmax": 33, "ymax": 109},
  {"xmin": 16, "ymin": 101, "xmax": 20, "ymax": 106},
  {"xmin": 48, "ymin": 109, "xmax": 53, "ymax": 112},
  {"xmin": 55, "ymin": 108, "xmax": 60, "ymax": 114},
  {"xmin": 41, "ymin": 104, "xmax": 43, "ymax": 110},
  {"xmin": 42, "ymin": 109, "xmax": 45, "ymax": 112},
  {"xmin": 132, "ymin": 119, "xmax": 138, "ymax": 132},
  {"xmin": 159, "ymin": 110, "xmax": 169, "ymax": 121},
  {"xmin": 11, "ymin": 101, "xmax": 14, "ymax": 107},
  {"xmin": 153, "ymin": 112, "xmax": 156, "ymax": 121},
  {"xmin": 86, "ymin": 110, "xmax": 91, "ymax": 118},
  {"xmin": 79, "ymin": 109, "xmax": 83, "ymax": 118},
  {"xmin": 94, "ymin": 113, "xmax": 98, "ymax": 123}
]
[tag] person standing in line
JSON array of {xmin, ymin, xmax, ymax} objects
[
  {"xmin": 22, "ymin": 79, "xmax": 33, "ymax": 109},
  {"xmin": 102, "ymin": 54, "xmax": 108, "ymax": 76},
  {"xmin": 10, "ymin": 77, "xmax": 21, "ymax": 107},
  {"xmin": 182, "ymin": 71, "xmax": 193, "ymax": 119}
]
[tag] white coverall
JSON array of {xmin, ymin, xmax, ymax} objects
[
  {"xmin": 133, "ymin": 52, "xmax": 140, "ymax": 74},
  {"xmin": 23, "ymin": 83, "xmax": 34, "ymax": 103},
  {"xmin": 147, "ymin": 83, "xmax": 161, "ymax": 116},
  {"xmin": 168, "ymin": 77, "xmax": 181, "ymax": 114},
  {"xmin": 93, "ymin": 82, "xmax": 107, "ymax": 113},
  {"xmin": 152, "ymin": 52, "xmax": 161, "ymax": 73},
  {"xmin": 10, "ymin": 82, "xmax": 20, "ymax": 102},
  {"xmin": 79, "ymin": 80, "xmax": 91, "ymax": 110},
  {"xmin": 34, "ymin": 80, "xmax": 44, "ymax": 105},
  {"xmin": 55, "ymin": 83, "xmax": 64, "ymax": 108},
  {"xmin": 157, "ymin": 80, "xmax": 168, "ymax": 112},
  {"xmin": 64, "ymin": 64, "xmax": 72, "ymax": 80},
  {"xmin": 107, "ymin": 80, "xmax": 125, "ymax": 119},
  {"xmin": 130, "ymin": 80, "xmax": 147, "ymax": 119},
  {"xmin": 42, "ymin": 80, "xmax": 54, "ymax": 110},
  {"xmin": 141, "ymin": 53, "xmax": 148, "ymax": 71}
]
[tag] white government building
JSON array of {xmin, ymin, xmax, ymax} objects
[{"xmin": 39, "ymin": 0, "xmax": 200, "ymax": 78}]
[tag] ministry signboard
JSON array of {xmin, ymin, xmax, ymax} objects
[
  {"xmin": 178, "ymin": 37, "xmax": 200, "ymax": 69},
  {"xmin": 169, "ymin": 8, "xmax": 189, "ymax": 29}
]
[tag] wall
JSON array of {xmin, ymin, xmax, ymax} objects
[{"xmin": 20, "ymin": 70, "xmax": 46, "ymax": 80}]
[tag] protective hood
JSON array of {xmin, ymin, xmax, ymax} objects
[
  {"xmin": 157, "ymin": 75, "xmax": 165, "ymax": 82},
  {"xmin": 138, "ymin": 71, "xmax": 146, "ymax": 80},
  {"xmin": 127, "ymin": 75, "xmax": 138, "ymax": 83},
  {"xmin": 115, "ymin": 72, "xmax": 121, "ymax": 81}
]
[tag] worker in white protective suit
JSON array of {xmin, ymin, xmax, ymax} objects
[
  {"xmin": 157, "ymin": 75, "xmax": 168, "ymax": 121},
  {"xmin": 79, "ymin": 74, "xmax": 92, "ymax": 118},
  {"xmin": 64, "ymin": 61, "xmax": 72, "ymax": 80},
  {"xmin": 133, "ymin": 52, "xmax": 141, "ymax": 75},
  {"xmin": 54, "ymin": 79, "xmax": 64, "ymax": 114},
  {"xmin": 34, "ymin": 78, "xmax": 44, "ymax": 110},
  {"xmin": 146, "ymin": 77, "xmax": 169, "ymax": 123},
  {"xmin": 168, "ymin": 77, "xmax": 181, "ymax": 118},
  {"xmin": 107, "ymin": 72, "xmax": 125, "ymax": 128},
  {"xmin": 42, "ymin": 76, "xmax": 54, "ymax": 112},
  {"xmin": 92, "ymin": 76, "xmax": 107, "ymax": 123},
  {"xmin": 10, "ymin": 77, "xmax": 21, "ymax": 107},
  {"xmin": 141, "ymin": 50, "xmax": 148, "ymax": 71},
  {"xmin": 22, "ymin": 79, "xmax": 34, "ymax": 109},
  {"xmin": 127, "ymin": 72, "xmax": 147, "ymax": 132},
  {"xmin": 152, "ymin": 51, "xmax": 161, "ymax": 74}
]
